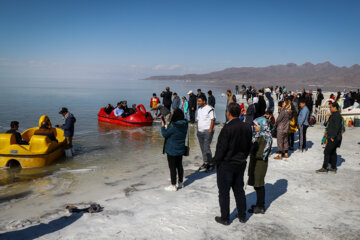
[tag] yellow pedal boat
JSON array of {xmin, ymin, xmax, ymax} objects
[{"xmin": 0, "ymin": 115, "xmax": 66, "ymax": 168}]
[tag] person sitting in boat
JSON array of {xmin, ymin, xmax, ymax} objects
[
  {"xmin": 104, "ymin": 104, "xmax": 114, "ymax": 115},
  {"xmin": 34, "ymin": 121, "xmax": 58, "ymax": 142},
  {"xmin": 121, "ymin": 101, "xmax": 136, "ymax": 117},
  {"xmin": 132, "ymin": 104, "xmax": 137, "ymax": 113},
  {"xmin": 114, "ymin": 102, "xmax": 125, "ymax": 118},
  {"xmin": 6, "ymin": 121, "xmax": 28, "ymax": 145}
]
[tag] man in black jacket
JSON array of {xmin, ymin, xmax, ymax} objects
[
  {"xmin": 316, "ymin": 102, "xmax": 343, "ymax": 173},
  {"xmin": 160, "ymin": 87, "xmax": 173, "ymax": 111},
  {"xmin": 207, "ymin": 90, "xmax": 216, "ymax": 108},
  {"xmin": 213, "ymin": 102, "xmax": 253, "ymax": 225},
  {"xmin": 188, "ymin": 90, "xmax": 197, "ymax": 123}
]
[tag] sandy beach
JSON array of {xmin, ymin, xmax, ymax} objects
[{"xmin": 1, "ymin": 122, "xmax": 359, "ymax": 240}]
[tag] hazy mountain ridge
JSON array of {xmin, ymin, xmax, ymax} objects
[{"xmin": 145, "ymin": 62, "xmax": 360, "ymax": 89}]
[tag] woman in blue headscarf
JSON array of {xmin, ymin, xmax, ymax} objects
[{"xmin": 248, "ymin": 111, "xmax": 273, "ymax": 214}]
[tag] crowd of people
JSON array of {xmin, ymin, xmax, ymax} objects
[
  {"xmin": 5, "ymin": 84, "xmax": 359, "ymax": 226},
  {"xmin": 158, "ymin": 84, "xmax": 359, "ymax": 225}
]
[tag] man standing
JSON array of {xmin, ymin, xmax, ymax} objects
[
  {"xmin": 213, "ymin": 103, "xmax": 252, "ymax": 225},
  {"xmin": 197, "ymin": 89, "xmax": 207, "ymax": 102},
  {"xmin": 56, "ymin": 107, "xmax": 76, "ymax": 154},
  {"xmin": 197, "ymin": 95, "xmax": 216, "ymax": 172},
  {"xmin": 160, "ymin": 87, "xmax": 173, "ymax": 112},
  {"xmin": 171, "ymin": 93, "xmax": 181, "ymax": 111},
  {"xmin": 226, "ymin": 90, "xmax": 236, "ymax": 121},
  {"xmin": 207, "ymin": 90, "xmax": 216, "ymax": 108},
  {"xmin": 315, "ymin": 88, "xmax": 324, "ymax": 109},
  {"xmin": 316, "ymin": 103, "xmax": 343, "ymax": 173},
  {"xmin": 188, "ymin": 90, "xmax": 197, "ymax": 124},
  {"xmin": 297, "ymin": 99, "xmax": 310, "ymax": 152},
  {"xmin": 150, "ymin": 93, "xmax": 160, "ymax": 119},
  {"xmin": 306, "ymin": 89, "xmax": 314, "ymax": 115}
]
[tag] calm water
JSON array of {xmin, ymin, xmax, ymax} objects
[{"xmin": 0, "ymin": 79, "xmax": 232, "ymax": 203}]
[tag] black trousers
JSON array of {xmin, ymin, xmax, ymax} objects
[
  {"xmin": 164, "ymin": 104, "xmax": 171, "ymax": 113},
  {"xmin": 299, "ymin": 125, "xmax": 308, "ymax": 150},
  {"xmin": 217, "ymin": 165, "xmax": 246, "ymax": 221},
  {"xmin": 167, "ymin": 155, "xmax": 184, "ymax": 185},
  {"xmin": 254, "ymin": 186, "xmax": 265, "ymax": 208},
  {"xmin": 323, "ymin": 140, "xmax": 338, "ymax": 169},
  {"xmin": 288, "ymin": 133, "xmax": 295, "ymax": 148},
  {"xmin": 189, "ymin": 109, "xmax": 196, "ymax": 123}
]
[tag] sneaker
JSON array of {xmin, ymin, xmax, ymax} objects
[
  {"xmin": 215, "ymin": 216, "xmax": 230, "ymax": 226},
  {"xmin": 274, "ymin": 155, "xmax": 282, "ymax": 160},
  {"xmin": 164, "ymin": 185, "xmax": 177, "ymax": 192},
  {"xmin": 177, "ymin": 182, "xmax": 184, "ymax": 189},
  {"xmin": 198, "ymin": 163, "xmax": 208, "ymax": 171},
  {"xmin": 315, "ymin": 168, "xmax": 328, "ymax": 173},
  {"xmin": 328, "ymin": 168, "xmax": 337, "ymax": 174}
]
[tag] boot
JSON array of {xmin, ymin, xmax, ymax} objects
[
  {"xmin": 315, "ymin": 168, "xmax": 328, "ymax": 173},
  {"xmin": 274, "ymin": 155, "xmax": 282, "ymax": 160},
  {"xmin": 284, "ymin": 153, "xmax": 289, "ymax": 158}
]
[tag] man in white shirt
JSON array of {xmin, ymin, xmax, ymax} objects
[
  {"xmin": 114, "ymin": 102, "xmax": 124, "ymax": 117},
  {"xmin": 197, "ymin": 95, "xmax": 216, "ymax": 172}
]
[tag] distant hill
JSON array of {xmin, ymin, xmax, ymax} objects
[{"xmin": 145, "ymin": 62, "xmax": 360, "ymax": 90}]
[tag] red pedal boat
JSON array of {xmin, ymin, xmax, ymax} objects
[{"xmin": 98, "ymin": 104, "xmax": 153, "ymax": 127}]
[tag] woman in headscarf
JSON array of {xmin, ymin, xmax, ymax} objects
[
  {"xmin": 161, "ymin": 109, "xmax": 188, "ymax": 192},
  {"xmin": 248, "ymin": 112, "xmax": 273, "ymax": 214}
]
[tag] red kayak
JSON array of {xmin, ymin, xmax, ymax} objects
[{"xmin": 98, "ymin": 104, "xmax": 153, "ymax": 127}]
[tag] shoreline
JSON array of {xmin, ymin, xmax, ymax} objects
[{"xmin": 1, "ymin": 124, "xmax": 360, "ymax": 239}]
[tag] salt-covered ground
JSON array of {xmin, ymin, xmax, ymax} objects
[{"xmin": 0, "ymin": 123, "xmax": 359, "ymax": 240}]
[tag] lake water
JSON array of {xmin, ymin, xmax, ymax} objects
[{"xmin": 0, "ymin": 79, "xmax": 233, "ymax": 209}]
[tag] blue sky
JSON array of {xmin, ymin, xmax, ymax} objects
[{"xmin": 0, "ymin": 0, "xmax": 359, "ymax": 80}]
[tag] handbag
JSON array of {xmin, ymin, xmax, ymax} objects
[{"xmin": 184, "ymin": 126, "xmax": 190, "ymax": 156}]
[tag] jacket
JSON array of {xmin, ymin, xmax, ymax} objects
[
  {"xmin": 208, "ymin": 95, "xmax": 216, "ymax": 108},
  {"xmin": 298, "ymin": 106, "xmax": 309, "ymax": 127},
  {"xmin": 160, "ymin": 91, "xmax": 172, "ymax": 107},
  {"xmin": 275, "ymin": 109, "xmax": 290, "ymax": 133},
  {"xmin": 61, "ymin": 113, "xmax": 76, "ymax": 137},
  {"xmin": 213, "ymin": 118, "xmax": 253, "ymax": 172},
  {"xmin": 161, "ymin": 120, "xmax": 188, "ymax": 156},
  {"xmin": 255, "ymin": 96, "xmax": 266, "ymax": 118},
  {"xmin": 188, "ymin": 94, "xmax": 197, "ymax": 110},
  {"xmin": 6, "ymin": 129, "xmax": 28, "ymax": 145},
  {"xmin": 172, "ymin": 97, "xmax": 181, "ymax": 110},
  {"xmin": 150, "ymin": 97, "xmax": 160, "ymax": 109},
  {"xmin": 289, "ymin": 116, "xmax": 297, "ymax": 133},
  {"xmin": 34, "ymin": 128, "xmax": 58, "ymax": 142},
  {"xmin": 181, "ymin": 100, "xmax": 189, "ymax": 114},
  {"xmin": 326, "ymin": 111, "xmax": 342, "ymax": 145},
  {"xmin": 245, "ymin": 104, "xmax": 256, "ymax": 125}
]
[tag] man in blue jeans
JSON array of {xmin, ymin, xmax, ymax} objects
[
  {"xmin": 196, "ymin": 95, "xmax": 216, "ymax": 172},
  {"xmin": 298, "ymin": 98, "xmax": 310, "ymax": 152}
]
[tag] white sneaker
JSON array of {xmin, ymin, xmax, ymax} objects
[
  {"xmin": 177, "ymin": 182, "xmax": 184, "ymax": 189},
  {"xmin": 164, "ymin": 185, "xmax": 177, "ymax": 192}
]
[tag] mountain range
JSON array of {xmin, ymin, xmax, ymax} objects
[{"xmin": 145, "ymin": 62, "xmax": 360, "ymax": 90}]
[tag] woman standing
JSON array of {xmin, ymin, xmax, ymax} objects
[
  {"xmin": 274, "ymin": 101, "xmax": 291, "ymax": 159},
  {"xmin": 181, "ymin": 96, "xmax": 189, "ymax": 120},
  {"xmin": 248, "ymin": 115, "xmax": 273, "ymax": 214},
  {"xmin": 161, "ymin": 109, "xmax": 188, "ymax": 191}
]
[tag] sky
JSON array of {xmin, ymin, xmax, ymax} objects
[{"xmin": 0, "ymin": 0, "xmax": 359, "ymax": 80}]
